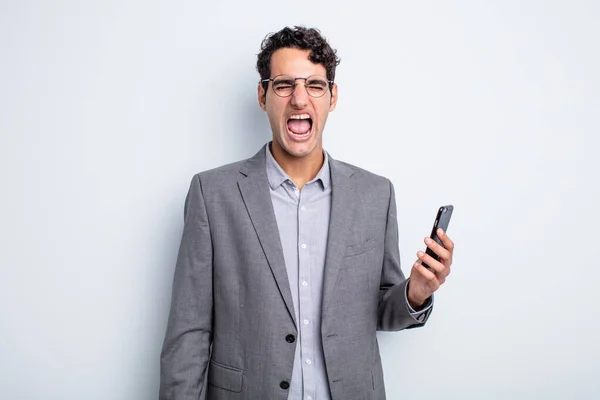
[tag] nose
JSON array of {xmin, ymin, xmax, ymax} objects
[{"xmin": 290, "ymin": 80, "xmax": 309, "ymax": 109}]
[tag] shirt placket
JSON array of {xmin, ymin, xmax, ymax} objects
[{"xmin": 297, "ymin": 185, "xmax": 315, "ymax": 400}]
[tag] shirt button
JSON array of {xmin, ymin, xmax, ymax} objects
[
  {"xmin": 301, "ymin": 244, "xmax": 307, "ymax": 249},
  {"xmin": 307, "ymin": 397, "xmax": 312, "ymax": 400},
  {"xmin": 305, "ymin": 359, "xmax": 312, "ymax": 364},
  {"xmin": 301, "ymin": 206, "xmax": 306, "ymax": 211},
  {"xmin": 285, "ymin": 334, "xmax": 296, "ymax": 343},
  {"xmin": 303, "ymin": 319, "xmax": 309, "ymax": 325},
  {"xmin": 302, "ymin": 281, "xmax": 308, "ymax": 287},
  {"xmin": 280, "ymin": 381, "xmax": 290, "ymax": 390}
]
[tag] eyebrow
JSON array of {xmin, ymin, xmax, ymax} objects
[
  {"xmin": 274, "ymin": 78, "xmax": 295, "ymax": 85},
  {"xmin": 306, "ymin": 78, "xmax": 327, "ymax": 86}
]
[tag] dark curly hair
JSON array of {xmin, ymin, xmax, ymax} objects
[{"xmin": 257, "ymin": 26, "xmax": 341, "ymax": 92}]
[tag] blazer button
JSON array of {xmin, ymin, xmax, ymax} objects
[
  {"xmin": 280, "ymin": 381, "xmax": 290, "ymax": 390},
  {"xmin": 285, "ymin": 334, "xmax": 296, "ymax": 343}
]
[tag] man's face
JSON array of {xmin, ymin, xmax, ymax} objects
[{"xmin": 258, "ymin": 48, "xmax": 338, "ymax": 160}]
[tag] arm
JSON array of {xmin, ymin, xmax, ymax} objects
[
  {"xmin": 377, "ymin": 180, "xmax": 433, "ymax": 331},
  {"xmin": 160, "ymin": 174, "xmax": 213, "ymax": 399}
]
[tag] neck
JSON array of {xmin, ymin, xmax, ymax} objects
[{"xmin": 270, "ymin": 142, "xmax": 324, "ymax": 191}]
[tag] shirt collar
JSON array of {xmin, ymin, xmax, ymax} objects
[{"xmin": 265, "ymin": 143, "xmax": 331, "ymax": 191}]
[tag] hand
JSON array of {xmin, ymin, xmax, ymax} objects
[{"xmin": 407, "ymin": 228, "xmax": 454, "ymax": 308}]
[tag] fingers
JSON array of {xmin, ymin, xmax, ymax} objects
[
  {"xmin": 409, "ymin": 230, "xmax": 455, "ymax": 301},
  {"xmin": 437, "ymin": 229, "xmax": 455, "ymax": 255},
  {"xmin": 424, "ymin": 237, "xmax": 451, "ymax": 263},
  {"xmin": 424, "ymin": 230, "xmax": 454, "ymax": 267},
  {"xmin": 412, "ymin": 260, "xmax": 441, "ymax": 291},
  {"xmin": 417, "ymin": 251, "xmax": 448, "ymax": 283}
]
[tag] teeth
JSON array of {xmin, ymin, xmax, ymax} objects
[
  {"xmin": 289, "ymin": 114, "xmax": 311, "ymax": 120},
  {"xmin": 291, "ymin": 131, "xmax": 310, "ymax": 137}
]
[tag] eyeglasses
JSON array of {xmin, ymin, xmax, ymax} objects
[{"xmin": 261, "ymin": 75, "xmax": 333, "ymax": 98}]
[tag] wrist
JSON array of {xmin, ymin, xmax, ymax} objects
[
  {"xmin": 408, "ymin": 297, "xmax": 425, "ymax": 310},
  {"xmin": 407, "ymin": 281, "xmax": 427, "ymax": 310}
]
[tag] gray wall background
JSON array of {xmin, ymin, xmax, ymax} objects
[{"xmin": 1, "ymin": 1, "xmax": 599, "ymax": 399}]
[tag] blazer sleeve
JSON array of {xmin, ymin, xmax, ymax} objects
[
  {"xmin": 160, "ymin": 174, "xmax": 213, "ymax": 399},
  {"xmin": 376, "ymin": 180, "xmax": 432, "ymax": 331}
]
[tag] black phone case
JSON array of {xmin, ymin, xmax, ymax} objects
[{"xmin": 422, "ymin": 205, "xmax": 453, "ymax": 269}]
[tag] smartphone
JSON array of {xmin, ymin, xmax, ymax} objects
[{"xmin": 422, "ymin": 205, "xmax": 453, "ymax": 269}]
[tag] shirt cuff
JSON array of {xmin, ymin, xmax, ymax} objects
[{"xmin": 405, "ymin": 280, "xmax": 433, "ymax": 321}]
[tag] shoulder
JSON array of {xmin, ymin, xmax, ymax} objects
[
  {"xmin": 193, "ymin": 159, "xmax": 247, "ymax": 187},
  {"xmin": 331, "ymin": 158, "xmax": 393, "ymax": 193},
  {"xmin": 330, "ymin": 159, "xmax": 397, "ymax": 218},
  {"xmin": 185, "ymin": 160, "xmax": 245, "ymax": 207},
  {"xmin": 192, "ymin": 145, "xmax": 266, "ymax": 188}
]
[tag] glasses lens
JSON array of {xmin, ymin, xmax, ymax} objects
[
  {"xmin": 270, "ymin": 75, "xmax": 330, "ymax": 98},
  {"xmin": 272, "ymin": 75, "xmax": 295, "ymax": 97},
  {"xmin": 305, "ymin": 76, "xmax": 328, "ymax": 98}
]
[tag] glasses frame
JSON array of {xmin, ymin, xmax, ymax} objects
[{"xmin": 261, "ymin": 74, "xmax": 334, "ymax": 98}]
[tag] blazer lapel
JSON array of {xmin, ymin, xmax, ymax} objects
[
  {"xmin": 321, "ymin": 157, "xmax": 357, "ymax": 312},
  {"xmin": 237, "ymin": 146, "xmax": 297, "ymax": 327}
]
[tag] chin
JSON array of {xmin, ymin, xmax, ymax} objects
[{"xmin": 278, "ymin": 135, "xmax": 320, "ymax": 159}]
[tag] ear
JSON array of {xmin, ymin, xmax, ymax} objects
[
  {"xmin": 258, "ymin": 83, "xmax": 267, "ymax": 111},
  {"xmin": 329, "ymin": 83, "xmax": 338, "ymax": 112}
]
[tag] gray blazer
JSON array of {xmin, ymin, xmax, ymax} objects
[{"xmin": 160, "ymin": 145, "xmax": 431, "ymax": 400}]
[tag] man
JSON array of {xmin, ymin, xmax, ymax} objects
[{"xmin": 160, "ymin": 26, "xmax": 454, "ymax": 400}]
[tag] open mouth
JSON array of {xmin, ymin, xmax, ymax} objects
[{"xmin": 287, "ymin": 114, "xmax": 313, "ymax": 136}]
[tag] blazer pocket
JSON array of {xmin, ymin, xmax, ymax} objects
[
  {"xmin": 208, "ymin": 360, "xmax": 243, "ymax": 393},
  {"xmin": 344, "ymin": 237, "xmax": 377, "ymax": 258}
]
